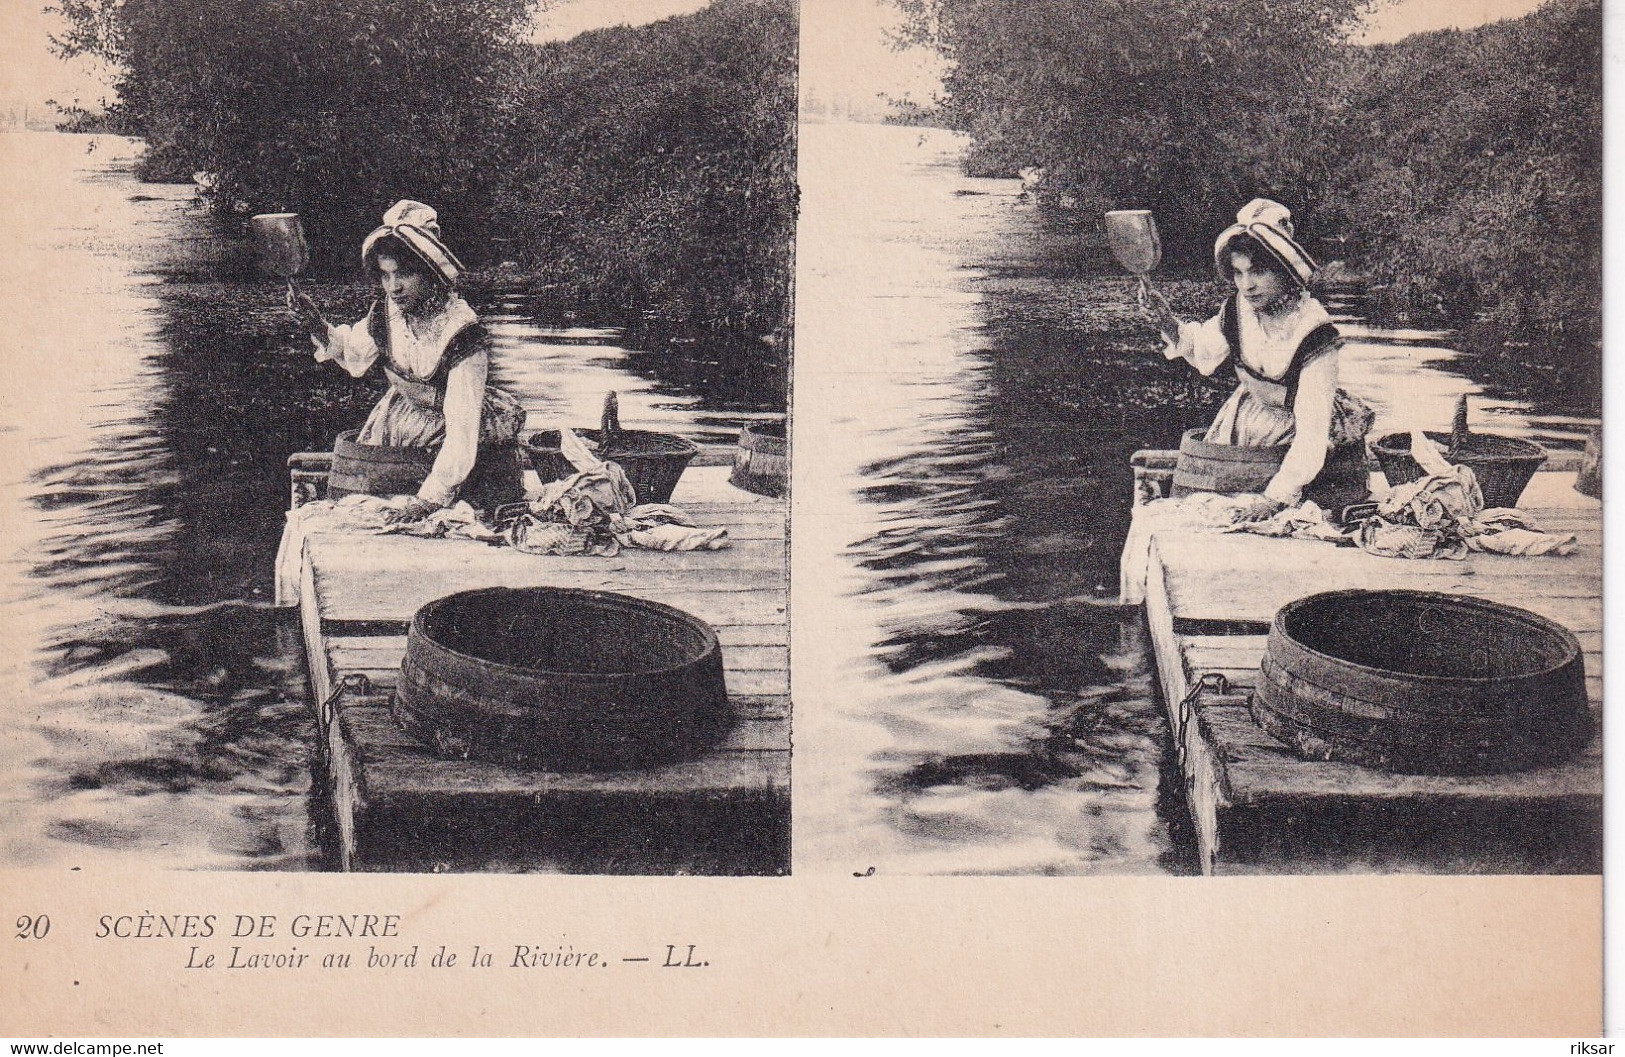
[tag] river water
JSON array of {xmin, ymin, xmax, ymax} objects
[
  {"xmin": 0, "ymin": 131, "xmax": 784, "ymax": 870},
  {"xmin": 793, "ymin": 121, "xmax": 1598, "ymax": 875}
]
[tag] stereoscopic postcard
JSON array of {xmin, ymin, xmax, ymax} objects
[{"xmin": 0, "ymin": 0, "xmax": 1603, "ymax": 1037}]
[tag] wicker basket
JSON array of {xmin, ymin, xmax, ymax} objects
[
  {"xmin": 1371, "ymin": 397, "xmax": 1547, "ymax": 508},
  {"xmin": 525, "ymin": 393, "xmax": 698, "ymax": 505}
]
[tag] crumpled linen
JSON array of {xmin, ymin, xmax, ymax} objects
[
  {"xmin": 1227, "ymin": 475, "xmax": 1575, "ymax": 559},
  {"xmin": 273, "ymin": 493, "xmax": 507, "ymax": 605},
  {"xmin": 1117, "ymin": 431, "xmax": 1574, "ymax": 604},
  {"xmin": 1347, "ymin": 431, "xmax": 1575, "ymax": 559},
  {"xmin": 501, "ymin": 429, "xmax": 729, "ymax": 557},
  {"xmin": 272, "ymin": 427, "xmax": 728, "ymax": 606}
]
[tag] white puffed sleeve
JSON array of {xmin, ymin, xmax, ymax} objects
[
  {"xmin": 1164, "ymin": 312, "xmax": 1232, "ymax": 377},
  {"xmin": 312, "ymin": 309, "xmax": 380, "ymax": 379}
]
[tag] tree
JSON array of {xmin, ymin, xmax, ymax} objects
[
  {"xmin": 894, "ymin": 0, "xmax": 1373, "ymax": 260},
  {"xmin": 1320, "ymin": 0, "xmax": 1601, "ymax": 336},
  {"xmin": 50, "ymin": 0, "xmax": 538, "ymax": 259},
  {"xmin": 494, "ymin": 0, "xmax": 798, "ymax": 336}
]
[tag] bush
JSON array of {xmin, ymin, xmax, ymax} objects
[
  {"xmin": 51, "ymin": 0, "xmax": 534, "ymax": 263},
  {"xmin": 495, "ymin": 0, "xmax": 797, "ymax": 336},
  {"xmin": 894, "ymin": 0, "xmax": 1369, "ymax": 259},
  {"xmin": 1318, "ymin": 0, "xmax": 1601, "ymax": 338}
]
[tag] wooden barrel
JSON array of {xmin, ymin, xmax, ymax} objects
[
  {"xmin": 1574, "ymin": 425, "xmax": 1601, "ymax": 500},
  {"xmin": 1252, "ymin": 589, "xmax": 1591, "ymax": 775},
  {"xmin": 392, "ymin": 587, "xmax": 733, "ymax": 771},
  {"xmin": 1171, "ymin": 429, "xmax": 1369, "ymax": 516},
  {"xmin": 328, "ymin": 430, "xmax": 525, "ymax": 509},
  {"xmin": 328, "ymin": 430, "xmax": 436, "ymax": 498},
  {"xmin": 729, "ymin": 422, "xmax": 787, "ymax": 497}
]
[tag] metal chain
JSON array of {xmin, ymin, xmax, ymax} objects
[
  {"xmin": 319, "ymin": 671, "xmax": 375, "ymax": 724},
  {"xmin": 1175, "ymin": 671, "xmax": 1230, "ymax": 749}
]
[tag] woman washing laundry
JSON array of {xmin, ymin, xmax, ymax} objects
[
  {"xmin": 289, "ymin": 200, "xmax": 527, "ymax": 522},
  {"xmin": 1139, "ymin": 198, "xmax": 1373, "ymax": 522}
]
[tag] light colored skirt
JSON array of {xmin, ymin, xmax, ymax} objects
[
  {"xmin": 356, "ymin": 385, "xmax": 526, "ymax": 448},
  {"xmin": 1203, "ymin": 385, "xmax": 1374, "ymax": 448}
]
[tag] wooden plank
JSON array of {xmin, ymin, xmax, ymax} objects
[
  {"xmin": 342, "ymin": 664, "xmax": 789, "ymax": 698},
  {"xmin": 301, "ymin": 551, "xmax": 335, "ymax": 709},
  {"xmin": 316, "ymin": 563, "xmax": 781, "ymax": 606},
  {"xmin": 308, "ymin": 533, "xmax": 788, "ymax": 627},
  {"xmin": 334, "ymin": 691, "xmax": 786, "ymax": 723},
  {"xmin": 338, "ymin": 706, "xmax": 789, "ymax": 799},
  {"xmin": 326, "ymin": 637, "xmax": 788, "ymax": 675},
  {"xmin": 1201, "ymin": 706, "xmax": 1604, "ymax": 804},
  {"xmin": 340, "ymin": 699, "xmax": 787, "ymax": 755},
  {"xmin": 316, "ymin": 574, "xmax": 786, "ymax": 627},
  {"xmin": 308, "ymin": 533, "xmax": 787, "ymax": 573},
  {"xmin": 1179, "ymin": 635, "xmax": 1602, "ymax": 700},
  {"xmin": 1143, "ymin": 546, "xmax": 1222, "ymax": 874},
  {"xmin": 1181, "ymin": 635, "xmax": 1602, "ymax": 693},
  {"xmin": 1156, "ymin": 528, "xmax": 1601, "ymax": 583},
  {"xmin": 322, "ymin": 619, "xmax": 787, "ymax": 649},
  {"xmin": 1159, "ymin": 529, "xmax": 1600, "ymax": 630},
  {"xmin": 326, "ymin": 695, "xmax": 366, "ymax": 872},
  {"xmin": 1169, "ymin": 561, "xmax": 1603, "ymax": 611}
]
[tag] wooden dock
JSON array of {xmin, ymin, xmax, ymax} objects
[
  {"xmin": 1134, "ymin": 469, "xmax": 1602, "ymax": 875},
  {"xmin": 287, "ymin": 463, "xmax": 789, "ymax": 874}
]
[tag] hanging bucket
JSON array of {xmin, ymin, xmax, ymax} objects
[
  {"xmin": 249, "ymin": 213, "xmax": 309, "ymax": 278},
  {"xmin": 1170, "ymin": 429, "xmax": 1369, "ymax": 515},
  {"xmin": 392, "ymin": 587, "xmax": 733, "ymax": 771}
]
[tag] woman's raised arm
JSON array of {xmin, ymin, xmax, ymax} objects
[{"xmin": 307, "ymin": 305, "xmax": 381, "ymax": 379}]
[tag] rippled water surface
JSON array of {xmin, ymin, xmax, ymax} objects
[
  {"xmin": 0, "ymin": 131, "xmax": 784, "ymax": 870},
  {"xmin": 793, "ymin": 121, "xmax": 1598, "ymax": 875}
]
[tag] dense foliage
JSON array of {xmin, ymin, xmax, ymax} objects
[
  {"xmin": 49, "ymin": 0, "xmax": 798, "ymax": 337},
  {"xmin": 899, "ymin": 0, "xmax": 1601, "ymax": 339},
  {"xmin": 894, "ymin": 0, "xmax": 1371, "ymax": 259},
  {"xmin": 1321, "ymin": 0, "xmax": 1601, "ymax": 334},
  {"xmin": 499, "ymin": 0, "xmax": 797, "ymax": 336},
  {"xmin": 50, "ymin": 0, "xmax": 534, "ymax": 260}
]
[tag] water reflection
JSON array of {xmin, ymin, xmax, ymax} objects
[
  {"xmin": 795, "ymin": 121, "xmax": 1596, "ymax": 875},
  {"xmin": 0, "ymin": 131, "xmax": 782, "ymax": 869}
]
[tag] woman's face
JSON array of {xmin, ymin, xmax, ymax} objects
[
  {"xmin": 376, "ymin": 255, "xmax": 431, "ymax": 312},
  {"xmin": 1229, "ymin": 252, "xmax": 1288, "ymax": 311}
]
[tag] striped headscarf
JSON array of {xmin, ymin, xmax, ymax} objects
[
  {"xmin": 1213, "ymin": 198, "xmax": 1318, "ymax": 288},
  {"xmin": 361, "ymin": 200, "xmax": 465, "ymax": 285}
]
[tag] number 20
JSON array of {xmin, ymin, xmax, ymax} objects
[{"xmin": 15, "ymin": 915, "xmax": 50, "ymax": 939}]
